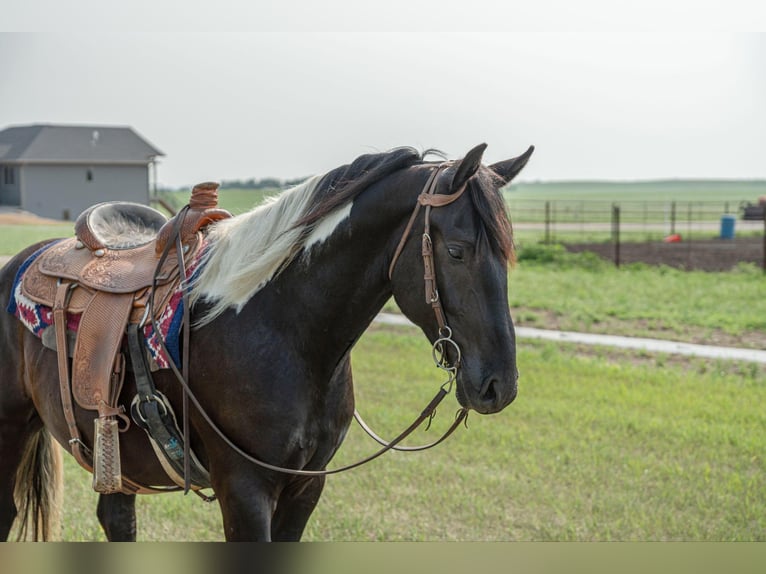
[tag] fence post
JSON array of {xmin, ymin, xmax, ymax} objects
[
  {"xmin": 612, "ymin": 203, "xmax": 621, "ymax": 268},
  {"xmin": 544, "ymin": 201, "xmax": 551, "ymax": 245},
  {"xmin": 670, "ymin": 201, "xmax": 676, "ymax": 235},
  {"xmin": 762, "ymin": 211, "xmax": 765, "ymax": 274}
]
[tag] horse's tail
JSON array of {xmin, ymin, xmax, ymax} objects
[{"xmin": 13, "ymin": 428, "xmax": 63, "ymax": 541}]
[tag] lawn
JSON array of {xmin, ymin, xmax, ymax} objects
[
  {"xmin": 37, "ymin": 326, "xmax": 765, "ymax": 541},
  {"xmin": 507, "ymin": 248, "xmax": 766, "ymax": 347},
  {"xmin": 3, "ymin": 183, "xmax": 764, "ymax": 542},
  {"xmin": 156, "ymin": 187, "xmax": 278, "ymax": 215}
]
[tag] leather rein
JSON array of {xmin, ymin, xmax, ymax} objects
[{"xmin": 154, "ymin": 162, "xmax": 468, "ymax": 482}]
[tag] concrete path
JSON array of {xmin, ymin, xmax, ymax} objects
[{"xmin": 375, "ymin": 313, "xmax": 766, "ymax": 365}]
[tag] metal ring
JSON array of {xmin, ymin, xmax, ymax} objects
[
  {"xmin": 432, "ymin": 335, "xmax": 462, "ymax": 370},
  {"xmin": 136, "ymin": 394, "xmax": 168, "ymax": 423}
]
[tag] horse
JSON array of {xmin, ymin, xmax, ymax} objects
[{"xmin": 0, "ymin": 142, "xmax": 533, "ymax": 541}]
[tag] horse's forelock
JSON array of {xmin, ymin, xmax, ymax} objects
[{"xmin": 468, "ymin": 169, "xmax": 515, "ymax": 265}]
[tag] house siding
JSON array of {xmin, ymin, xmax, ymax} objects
[{"xmin": 21, "ymin": 164, "xmax": 150, "ymax": 220}]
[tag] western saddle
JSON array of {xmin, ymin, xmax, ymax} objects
[{"xmin": 20, "ymin": 182, "xmax": 230, "ymax": 494}]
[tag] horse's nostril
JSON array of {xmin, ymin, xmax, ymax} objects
[{"xmin": 481, "ymin": 378, "xmax": 498, "ymax": 405}]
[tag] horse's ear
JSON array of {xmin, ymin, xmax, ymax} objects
[
  {"xmin": 490, "ymin": 145, "xmax": 535, "ymax": 184},
  {"xmin": 451, "ymin": 143, "xmax": 488, "ymax": 192}
]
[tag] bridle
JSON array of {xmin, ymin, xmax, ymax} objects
[
  {"xmin": 151, "ymin": 162, "xmax": 469, "ymax": 486},
  {"xmin": 352, "ymin": 162, "xmax": 469, "ymax": 452},
  {"xmin": 388, "ymin": 161, "xmax": 466, "ymax": 375}
]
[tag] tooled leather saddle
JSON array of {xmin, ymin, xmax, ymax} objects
[{"xmin": 19, "ymin": 182, "xmax": 230, "ymax": 493}]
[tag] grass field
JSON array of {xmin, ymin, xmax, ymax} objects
[
  {"xmin": 508, "ymin": 248, "xmax": 766, "ymax": 348},
  {"xmin": 3, "ymin": 182, "xmax": 764, "ymax": 541},
  {"xmin": 506, "ymin": 179, "xmax": 766, "ymax": 203},
  {"xmin": 43, "ymin": 326, "xmax": 765, "ymax": 541},
  {"xmin": 504, "ymin": 179, "xmax": 766, "ymax": 244},
  {"xmin": 0, "ymin": 223, "xmax": 76, "ymax": 256},
  {"xmin": 157, "ymin": 187, "xmax": 278, "ymax": 215}
]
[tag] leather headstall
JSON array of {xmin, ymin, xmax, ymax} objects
[{"xmin": 388, "ymin": 162, "xmax": 467, "ymax": 338}]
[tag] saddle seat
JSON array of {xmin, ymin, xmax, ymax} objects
[{"xmin": 75, "ymin": 202, "xmax": 169, "ymax": 251}]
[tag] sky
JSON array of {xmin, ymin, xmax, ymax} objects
[{"xmin": 1, "ymin": 24, "xmax": 765, "ymax": 188}]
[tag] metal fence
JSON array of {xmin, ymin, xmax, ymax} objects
[{"xmin": 506, "ymin": 199, "xmax": 766, "ymax": 270}]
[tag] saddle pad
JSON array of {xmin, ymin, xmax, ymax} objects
[
  {"xmin": 7, "ymin": 242, "xmax": 208, "ymax": 370},
  {"xmin": 7, "ymin": 242, "xmax": 81, "ymax": 336}
]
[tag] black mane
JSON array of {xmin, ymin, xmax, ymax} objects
[
  {"xmin": 295, "ymin": 147, "xmax": 514, "ymax": 262},
  {"xmin": 295, "ymin": 147, "xmax": 424, "ymax": 228}
]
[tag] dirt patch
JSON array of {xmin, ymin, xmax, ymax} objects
[{"xmin": 564, "ymin": 237, "xmax": 764, "ymax": 272}]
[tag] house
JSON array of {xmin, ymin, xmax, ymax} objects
[{"xmin": 0, "ymin": 124, "xmax": 163, "ymax": 220}]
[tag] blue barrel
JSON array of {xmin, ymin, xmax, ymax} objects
[{"xmin": 720, "ymin": 214, "xmax": 736, "ymax": 239}]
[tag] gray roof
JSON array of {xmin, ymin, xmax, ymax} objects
[{"xmin": 0, "ymin": 124, "xmax": 163, "ymax": 164}]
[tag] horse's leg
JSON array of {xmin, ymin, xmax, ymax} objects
[
  {"xmin": 97, "ymin": 492, "xmax": 137, "ymax": 541},
  {"xmin": 212, "ymin": 470, "xmax": 278, "ymax": 541},
  {"xmin": 271, "ymin": 476, "xmax": 325, "ymax": 541}
]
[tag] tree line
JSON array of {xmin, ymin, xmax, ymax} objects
[{"xmin": 159, "ymin": 176, "xmax": 308, "ymax": 193}]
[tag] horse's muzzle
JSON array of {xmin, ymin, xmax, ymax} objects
[{"xmin": 457, "ymin": 368, "xmax": 518, "ymax": 415}]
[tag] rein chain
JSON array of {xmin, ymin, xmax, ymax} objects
[{"xmin": 153, "ymin": 162, "xmax": 467, "ymax": 483}]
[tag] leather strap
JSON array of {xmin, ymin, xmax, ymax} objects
[
  {"xmin": 388, "ymin": 167, "xmax": 441, "ymax": 280},
  {"xmin": 388, "ymin": 162, "xmax": 467, "ymax": 332},
  {"xmin": 54, "ymin": 282, "xmax": 92, "ymax": 472},
  {"xmin": 53, "ymin": 282, "xmax": 187, "ymax": 496}
]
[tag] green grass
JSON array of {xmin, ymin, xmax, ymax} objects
[
  {"xmin": 3, "ymin": 183, "xmax": 763, "ymax": 540},
  {"xmin": 47, "ymin": 327, "xmax": 765, "ymax": 541},
  {"xmin": 384, "ymin": 247, "xmax": 765, "ymax": 346},
  {"xmin": 156, "ymin": 187, "xmax": 278, "ymax": 215},
  {"xmin": 508, "ymin": 248, "xmax": 766, "ymax": 344},
  {"xmin": 506, "ymin": 180, "xmax": 766, "ymax": 203},
  {"xmin": 0, "ymin": 224, "xmax": 75, "ymax": 256},
  {"xmin": 504, "ymin": 179, "xmax": 766, "ymax": 244}
]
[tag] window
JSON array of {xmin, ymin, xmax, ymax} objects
[
  {"xmin": 86, "ymin": 168, "xmax": 93, "ymax": 182},
  {"xmin": 3, "ymin": 166, "xmax": 15, "ymax": 185}
]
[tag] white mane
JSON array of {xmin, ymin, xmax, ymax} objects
[{"xmin": 189, "ymin": 174, "xmax": 352, "ymax": 325}]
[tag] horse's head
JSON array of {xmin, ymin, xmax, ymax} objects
[{"xmin": 390, "ymin": 144, "xmax": 533, "ymax": 414}]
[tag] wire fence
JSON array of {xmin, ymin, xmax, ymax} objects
[{"xmin": 507, "ymin": 199, "xmax": 766, "ymax": 271}]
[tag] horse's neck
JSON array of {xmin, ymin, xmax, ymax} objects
[
  {"xmin": 270, "ymin": 222, "xmax": 393, "ymax": 352},
  {"xmin": 247, "ymin": 170, "xmax": 425, "ymax": 368}
]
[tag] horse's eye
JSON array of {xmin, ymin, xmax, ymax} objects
[{"xmin": 447, "ymin": 246, "xmax": 464, "ymax": 260}]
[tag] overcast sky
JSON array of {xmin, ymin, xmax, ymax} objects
[{"xmin": 1, "ymin": 29, "xmax": 765, "ymax": 187}]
